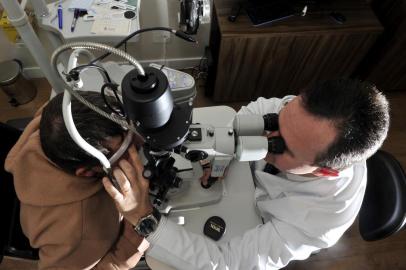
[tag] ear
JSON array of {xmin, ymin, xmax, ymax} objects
[
  {"xmin": 312, "ymin": 167, "xmax": 339, "ymax": 177},
  {"xmin": 75, "ymin": 167, "xmax": 96, "ymax": 177}
]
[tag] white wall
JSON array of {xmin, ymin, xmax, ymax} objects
[{"xmin": 128, "ymin": 0, "xmax": 211, "ymax": 68}]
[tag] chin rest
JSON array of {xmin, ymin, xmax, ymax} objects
[{"xmin": 359, "ymin": 150, "xmax": 406, "ymax": 241}]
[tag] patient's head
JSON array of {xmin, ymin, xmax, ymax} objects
[{"xmin": 40, "ymin": 92, "xmax": 126, "ymax": 176}]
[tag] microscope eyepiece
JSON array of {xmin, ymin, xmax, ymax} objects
[
  {"xmin": 263, "ymin": 113, "xmax": 279, "ymax": 132},
  {"xmin": 268, "ymin": 136, "xmax": 286, "ymax": 154}
]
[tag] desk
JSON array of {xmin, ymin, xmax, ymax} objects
[
  {"xmin": 145, "ymin": 106, "xmax": 263, "ymax": 270},
  {"xmin": 40, "ymin": 0, "xmax": 140, "ymax": 43},
  {"xmin": 208, "ymin": 0, "xmax": 383, "ymax": 102}
]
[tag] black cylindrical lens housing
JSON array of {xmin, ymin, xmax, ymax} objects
[{"xmin": 122, "ymin": 67, "xmax": 173, "ymax": 129}]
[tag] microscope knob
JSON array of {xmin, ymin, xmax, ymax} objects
[
  {"xmin": 172, "ymin": 176, "xmax": 183, "ymax": 188},
  {"xmin": 154, "ymin": 198, "xmax": 163, "ymax": 206},
  {"xmin": 185, "ymin": 150, "xmax": 208, "ymax": 162},
  {"xmin": 143, "ymin": 168, "xmax": 154, "ymax": 179},
  {"xmin": 201, "ymin": 176, "xmax": 218, "ymax": 189}
]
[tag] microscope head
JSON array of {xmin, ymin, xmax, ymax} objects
[{"xmin": 121, "ymin": 66, "xmax": 193, "ymax": 150}]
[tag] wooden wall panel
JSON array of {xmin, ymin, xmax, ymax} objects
[
  {"xmin": 211, "ymin": 1, "xmax": 383, "ymax": 102},
  {"xmin": 357, "ymin": 0, "xmax": 406, "ymax": 91},
  {"xmin": 213, "ymin": 33, "xmax": 380, "ymax": 102}
]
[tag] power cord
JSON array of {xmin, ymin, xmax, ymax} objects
[
  {"xmin": 89, "ymin": 27, "xmax": 197, "ymax": 65},
  {"xmin": 101, "ymin": 82, "xmax": 125, "ymax": 116}
]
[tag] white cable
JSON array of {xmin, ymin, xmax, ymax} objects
[
  {"xmin": 51, "ymin": 42, "xmax": 144, "ymax": 135},
  {"xmin": 62, "ymin": 51, "xmax": 111, "ymax": 170},
  {"xmin": 109, "ymin": 129, "xmax": 133, "ymax": 164},
  {"xmin": 62, "ymin": 90, "xmax": 111, "ymax": 170},
  {"xmin": 51, "ymin": 41, "xmax": 145, "ymax": 79}
]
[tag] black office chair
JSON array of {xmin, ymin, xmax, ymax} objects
[
  {"xmin": 359, "ymin": 150, "xmax": 406, "ymax": 241},
  {"xmin": 0, "ymin": 122, "xmax": 39, "ymax": 263}
]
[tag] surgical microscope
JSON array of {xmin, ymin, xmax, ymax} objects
[{"xmin": 49, "ymin": 27, "xmax": 286, "ymax": 214}]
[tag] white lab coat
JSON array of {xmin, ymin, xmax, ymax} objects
[{"xmin": 146, "ymin": 96, "xmax": 367, "ymax": 270}]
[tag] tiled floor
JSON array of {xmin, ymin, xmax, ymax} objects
[{"xmin": 0, "ymin": 79, "xmax": 52, "ymax": 123}]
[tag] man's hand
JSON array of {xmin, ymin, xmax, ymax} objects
[{"xmin": 102, "ymin": 144, "xmax": 153, "ymax": 226}]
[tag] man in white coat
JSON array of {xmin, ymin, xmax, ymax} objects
[{"xmin": 103, "ymin": 78, "xmax": 390, "ymax": 269}]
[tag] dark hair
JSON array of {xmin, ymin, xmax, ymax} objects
[
  {"xmin": 300, "ymin": 78, "xmax": 390, "ymax": 170},
  {"xmin": 40, "ymin": 91, "xmax": 125, "ymax": 174}
]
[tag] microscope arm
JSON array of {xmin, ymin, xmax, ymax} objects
[{"xmin": 180, "ymin": 114, "xmax": 272, "ymax": 180}]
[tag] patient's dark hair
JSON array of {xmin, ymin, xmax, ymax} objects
[
  {"xmin": 40, "ymin": 92, "xmax": 125, "ymax": 174},
  {"xmin": 300, "ymin": 78, "xmax": 390, "ymax": 170}
]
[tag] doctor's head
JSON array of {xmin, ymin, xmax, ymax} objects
[
  {"xmin": 40, "ymin": 91, "xmax": 136, "ymax": 177},
  {"xmin": 266, "ymin": 79, "xmax": 390, "ymax": 176}
]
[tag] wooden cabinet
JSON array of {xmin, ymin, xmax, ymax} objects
[
  {"xmin": 356, "ymin": 0, "xmax": 406, "ymax": 91},
  {"xmin": 208, "ymin": 1, "xmax": 383, "ymax": 102}
]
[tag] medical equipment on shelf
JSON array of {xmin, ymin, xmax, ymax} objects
[{"xmin": 179, "ymin": 0, "xmax": 211, "ymax": 35}]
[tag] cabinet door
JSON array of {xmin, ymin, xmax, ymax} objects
[
  {"xmin": 359, "ymin": 0, "xmax": 406, "ymax": 91},
  {"xmin": 214, "ymin": 32, "xmax": 380, "ymax": 102}
]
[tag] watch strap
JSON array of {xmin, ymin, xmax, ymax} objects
[{"xmin": 152, "ymin": 207, "xmax": 162, "ymax": 222}]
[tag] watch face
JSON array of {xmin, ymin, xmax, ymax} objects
[{"xmin": 138, "ymin": 217, "xmax": 158, "ymax": 236}]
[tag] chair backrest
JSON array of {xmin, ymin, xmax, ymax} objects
[
  {"xmin": 359, "ymin": 150, "xmax": 406, "ymax": 241},
  {"xmin": 0, "ymin": 122, "xmax": 38, "ymax": 263}
]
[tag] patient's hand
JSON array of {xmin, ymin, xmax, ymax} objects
[{"xmin": 103, "ymin": 145, "xmax": 153, "ymax": 226}]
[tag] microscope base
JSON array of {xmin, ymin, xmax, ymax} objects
[{"xmin": 158, "ymin": 177, "xmax": 224, "ymax": 213}]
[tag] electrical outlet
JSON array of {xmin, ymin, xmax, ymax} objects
[{"xmin": 152, "ymin": 31, "xmax": 171, "ymax": 43}]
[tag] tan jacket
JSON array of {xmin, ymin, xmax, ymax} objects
[{"xmin": 5, "ymin": 111, "xmax": 144, "ymax": 269}]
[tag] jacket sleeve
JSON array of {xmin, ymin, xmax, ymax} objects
[
  {"xmin": 147, "ymin": 188, "xmax": 362, "ymax": 270},
  {"xmin": 90, "ymin": 221, "xmax": 147, "ymax": 270},
  {"xmin": 237, "ymin": 96, "xmax": 295, "ymax": 116},
  {"xmin": 146, "ymin": 166, "xmax": 366, "ymax": 270},
  {"xmin": 147, "ymin": 185, "xmax": 364, "ymax": 270},
  {"xmin": 147, "ymin": 215, "xmax": 325, "ymax": 270},
  {"xmin": 21, "ymin": 201, "xmax": 146, "ymax": 270}
]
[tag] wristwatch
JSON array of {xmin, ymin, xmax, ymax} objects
[{"xmin": 134, "ymin": 207, "xmax": 161, "ymax": 237}]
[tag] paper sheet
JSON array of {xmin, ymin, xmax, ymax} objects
[
  {"xmin": 68, "ymin": 0, "xmax": 94, "ymax": 11},
  {"xmin": 90, "ymin": 18, "xmax": 131, "ymax": 35}
]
